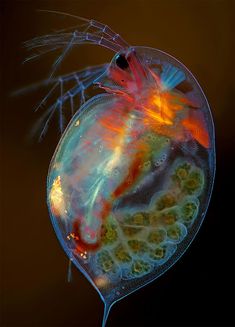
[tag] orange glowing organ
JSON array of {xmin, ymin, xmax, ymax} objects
[
  {"xmin": 142, "ymin": 89, "xmax": 210, "ymax": 148},
  {"xmin": 101, "ymin": 58, "xmax": 210, "ymax": 149},
  {"xmin": 182, "ymin": 111, "xmax": 210, "ymax": 148}
]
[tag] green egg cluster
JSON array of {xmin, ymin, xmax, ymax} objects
[
  {"xmin": 130, "ymin": 259, "xmax": 152, "ymax": 276},
  {"xmin": 181, "ymin": 198, "xmax": 199, "ymax": 225},
  {"xmin": 167, "ymin": 224, "xmax": 183, "ymax": 241},
  {"xmin": 101, "ymin": 220, "xmax": 118, "ymax": 245},
  {"xmin": 172, "ymin": 162, "xmax": 204, "ymax": 196},
  {"xmin": 148, "ymin": 211, "xmax": 159, "ymax": 226},
  {"xmin": 128, "ymin": 239, "xmax": 148, "ymax": 254},
  {"xmin": 113, "ymin": 244, "xmax": 132, "ymax": 263},
  {"xmin": 174, "ymin": 162, "xmax": 191, "ymax": 180},
  {"xmin": 149, "ymin": 246, "xmax": 166, "ymax": 261},
  {"xmin": 95, "ymin": 160, "xmax": 204, "ymax": 279},
  {"xmin": 128, "ymin": 212, "xmax": 149, "ymax": 226},
  {"xmin": 97, "ymin": 250, "xmax": 117, "ymax": 273},
  {"xmin": 159, "ymin": 208, "xmax": 179, "ymax": 226},
  {"xmin": 182, "ymin": 169, "xmax": 204, "ymax": 195},
  {"xmin": 148, "ymin": 228, "xmax": 166, "ymax": 244},
  {"xmin": 156, "ymin": 192, "xmax": 176, "ymax": 210},
  {"xmin": 121, "ymin": 225, "xmax": 142, "ymax": 237}
]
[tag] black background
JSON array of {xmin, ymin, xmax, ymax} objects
[{"xmin": 1, "ymin": 1, "xmax": 235, "ymax": 326}]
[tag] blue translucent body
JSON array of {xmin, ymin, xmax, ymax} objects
[{"xmin": 46, "ymin": 47, "xmax": 215, "ymax": 323}]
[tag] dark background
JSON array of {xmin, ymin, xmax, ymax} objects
[{"xmin": 1, "ymin": 0, "xmax": 235, "ymax": 326}]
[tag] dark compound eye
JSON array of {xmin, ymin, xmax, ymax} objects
[{"xmin": 115, "ymin": 54, "xmax": 129, "ymax": 70}]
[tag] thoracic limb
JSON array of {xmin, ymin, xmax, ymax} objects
[
  {"xmin": 20, "ymin": 11, "xmax": 129, "ymax": 139},
  {"xmin": 27, "ymin": 64, "xmax": 108, "ymax": 140}
]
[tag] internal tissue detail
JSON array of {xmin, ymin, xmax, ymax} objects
[{"xmin": 49, "ymin": 156, "xmax": 204, "ymax": 281}]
